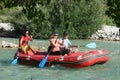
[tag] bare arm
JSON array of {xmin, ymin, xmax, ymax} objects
[
  {"xmin": 50, "ymin": 39, "xmax": 60, "ymax": 47},
  {"xmin": 29, "ymin": 35, "xmax": 33, "ymax": 41},
  {"xmin": 70, "ymin": 44, "xmax": 79, "ymax": 48}
]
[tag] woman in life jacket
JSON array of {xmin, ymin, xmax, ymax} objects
[
  {"xmin": 48, "ymin": 32, "xmax": 61, "ymax": 55},
  {"xmin": 19, "ymin": 31, "xmax": 33, "ymax": 54}
]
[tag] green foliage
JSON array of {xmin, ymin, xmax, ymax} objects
[
  {"xmin": 0, "ymin": 7, "xmax": 31, "ymax": 37},
  {"xmin": 21, "ymin": 0, "xmax": 107, "ymax": 39},
  {"xmin": 106, "ymin": 0, "xmax": 120, "ymax": 27},
  {"xmin": 0, "ymin": 0, "xmax": 107, "ymax": 39},
  {"xmin": 103, "ymin": 15, "xmax": 115, "ymax": 26}
]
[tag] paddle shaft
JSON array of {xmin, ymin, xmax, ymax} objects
[{"xmin": 38, "ymin": 39, "xmax": 58, "ymax": 68}]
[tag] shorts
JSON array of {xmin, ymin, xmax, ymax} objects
[
  {"xmin": 61, "ymin": 49, "xmax": 70, "ymax": 55},
  {"xmin": 21, "ymin": 45, "xmax": 31, "ymax": 52}
]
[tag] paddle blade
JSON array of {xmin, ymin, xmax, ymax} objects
[
  {"xmin": 38, "ymin": 55, "xmax": 48, "ymax": 68},
  {"xmin": 11, "ymin": 57, "xmax": 18, "ymax": 65},
  {"xmin": 86, "ymin": 42, "xmax": 96, "ymax": 48}
]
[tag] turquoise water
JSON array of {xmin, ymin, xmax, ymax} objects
[{"xmin": 0, "ymin": 37, "xmax": 120, "ymax": 80}]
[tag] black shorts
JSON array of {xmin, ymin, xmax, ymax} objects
[
  {"xmin": 49, "ymin": 51, "xmax": 61, "ymax": 55},
  {"xmin": 61, "ymin": 49, "xmax": 70, "ymax": 55}
]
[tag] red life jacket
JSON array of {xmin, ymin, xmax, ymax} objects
[{"xmin": 20, "ymin": 36, "xmax": 30, "ymax": 46}]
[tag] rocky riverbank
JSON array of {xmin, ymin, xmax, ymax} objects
[
  {"xmin": 0, "ymin": 40, "xmax": 46, "ymax": 51},
  {"xmin": 0, "ymin": 40, "xmax": 18, "ymax": 48},
  {"xmin": 0, "ymin": 23, "xmax": 120, "ymax": 41},
  {"xmin": 90, "ymin": 25, "xmax": 120, "ymax": 41},
  {"xmin": 0, "ymin": 23, "xmax": 17, "ymax": 37}
]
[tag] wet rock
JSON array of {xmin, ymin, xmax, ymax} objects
[
  {"xmin": 1, "ymin": 41, "xmax": 18, "ymax": 48},
  {"xmin": 90, "ymin": 25, "xmax": 120, "ymax": 41}
]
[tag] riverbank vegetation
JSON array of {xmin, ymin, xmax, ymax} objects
[{"xmin": 0, "ymin": 0, "xmax": 119, "ymax": 39}]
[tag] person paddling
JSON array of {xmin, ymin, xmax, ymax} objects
[
  {"xmin": 48, "ymin": 32, "xmax": 61, "ymax": 55},
  {"xmin": 19, "ymin": 30, "xmax": 34, "ymax": 54},
  {"xmin": 60, "ymin": 31, "xmax": 78, "ymax": 54}
]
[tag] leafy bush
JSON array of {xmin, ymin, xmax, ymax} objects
[{"xmin": 0, "ymin": 0, "xmax": 108, "ymax": 39}]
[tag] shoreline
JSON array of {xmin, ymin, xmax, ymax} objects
[
  {"xmin": 0, "ymin": 36, "xmax": 119, "ymax": 41},
  {"xmin": 0, "ymin": 38, "xmax": 119, "ymax": 50}
]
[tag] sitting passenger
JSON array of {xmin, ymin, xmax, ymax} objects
[
  {"xmin": 60, "ymin": 31, "xmax": 78, "ymax": 55},
  {"xmin": 48, "ymin": 32, "xmax": 61, "ymax": 55},
  {"xmin": 19, "ymin": 30, "xmax": 35, "ymax": 54}
]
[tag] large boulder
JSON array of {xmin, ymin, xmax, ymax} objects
[
  {"xmin": 0, "ymin": 23, "xmax": 14, "ymax": 31},
  {"xmin": 0, "ymin": 23, "xmax": 17, "ymax": 37},
  {"xmin": 90, "ymin": 25, "xmax": 120, "ymax": 41}
]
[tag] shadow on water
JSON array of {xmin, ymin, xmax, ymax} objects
[
  {"xmin": 12, "ymin": 59, "xmax": 84, "ymax": 71},
  {"xmin": 17, "ymin": 60, "xmax": 108, "ymax": 72}
]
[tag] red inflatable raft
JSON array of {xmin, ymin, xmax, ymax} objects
[{"xmin": 14, "ymin": 49, "xmax": 109, "ymax": 68}]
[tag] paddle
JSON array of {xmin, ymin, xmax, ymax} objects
[
  {"xmin": 11, "ymin": 57, "xmax": 18, "ymax": 65},
  {"xmin": 38, "ymin": 48, "xmax": 52, "ymax": 68},
  {"xmin": 85, "ymin": 42, "xmax": 96, "ymax": 48},
  {"xmin": 38, "ymin": 36, "xmax": 58, "ymax": 68},
  {"xmin": 38, "ymin": 55, "xmax": 48, "ymax": 68}
]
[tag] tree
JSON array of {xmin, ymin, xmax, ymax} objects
[
  {"xmin": 1, "ymin": 0, "xmax": 107, "ymax": 39},
  {"xmin": 106, "ymin": 0, "xmax": 120, "ymax": 27}
]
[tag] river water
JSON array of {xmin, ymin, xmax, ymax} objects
[{"xmin": 0, "ymin": 37, "xmax": 120, "ymax": 80}]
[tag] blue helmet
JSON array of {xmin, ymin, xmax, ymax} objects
[{"xmin": 52, "ymin": 32, "xmax": 59, "ymax": 36}]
